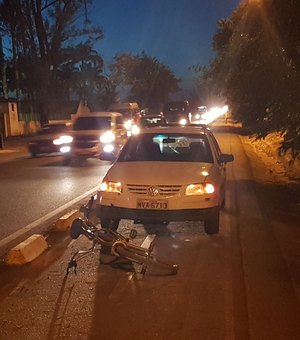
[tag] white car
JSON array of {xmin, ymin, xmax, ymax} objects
[
  {"xmin": 61, "ymin": 112, "xmax": 128, "ymax": 164},
  {"xmin": 97, "ymin": 125, "xmax": 234, "ymax": 234}
]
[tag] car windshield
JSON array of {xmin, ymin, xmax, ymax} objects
[
  {"xmin": 73, "ymin": 116, "xmax": 111, "ymax": 130},
  {"xmin": 40, "ymin": 124, "xmax": 68, "ymax": 134},
  {"xmin": 118, "ymin": 133, "xmax": 213, "ymax": 163}
]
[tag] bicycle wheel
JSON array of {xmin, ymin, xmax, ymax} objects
[{"xmin": 112, "ymin": 242, "xmax": 178, "ymax": 275}]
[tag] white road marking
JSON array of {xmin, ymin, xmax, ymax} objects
[{"xmin": 0, "ymin": 186, "xmax": 99, "ymax": 249}]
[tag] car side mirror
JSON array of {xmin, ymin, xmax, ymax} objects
[
  {"xmin": 219, "ymin": 153, "xmax": 234, "ymax": 163},
  {"xmin": 99, "ymin": 152, "xmax": 116, "ymax": 162}
]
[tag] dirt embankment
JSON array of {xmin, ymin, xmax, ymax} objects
[{"xmin": 244, "ymin": 132, "xmax": 300, "ymax": 182}]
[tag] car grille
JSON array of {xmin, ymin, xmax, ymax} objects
[
  {"xmin": 127, "ymin": 184, "xmax": 181, "ymax": 196},
  {"xmin": 73, "ymin": 135, "xmax": 99, "ymax": 149}
]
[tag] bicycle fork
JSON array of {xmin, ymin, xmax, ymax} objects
[{"xmin": 111, "ymin": 240, "xmax": 154, "ymax": 275}]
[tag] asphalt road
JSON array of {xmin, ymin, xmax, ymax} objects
[
  {"xmin": 0, "ymin": 128, "xmax": 299, "ymax": 339},
  {"xmin": 0, "ymin": 154, "xmax": 111, "ymax": 254}
]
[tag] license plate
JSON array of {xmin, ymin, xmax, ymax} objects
[{"xmin": 136, "ymin": 199, "xmax": 168, "ymax": 210}]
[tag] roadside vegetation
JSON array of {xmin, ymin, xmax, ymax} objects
[
  {"xmin": 0, "ymin": 0, "xmax": 178, "ymax": 122},
  {"xmin": 0, "ymin": 0, "xmax": 299, "ymax": 158},
  {"xmin": 192, "ymin": 0, "xmax": 299, "ymax": 158}
]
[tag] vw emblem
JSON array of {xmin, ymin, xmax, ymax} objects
[{"xmin": 147, "ymin": 186, "xmax": 159, "ymax": 196}]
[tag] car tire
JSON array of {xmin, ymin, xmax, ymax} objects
[
  {"xmin": 100, "ymin": 218, "xmax": 120, "ymax": 231},
  {"xmin": 204, "ymin": 212, "xmax": 219, "ymax": 235},
  {"xmin": 29, "ymin": 147, "xmax": 38, "ymax": 157}
]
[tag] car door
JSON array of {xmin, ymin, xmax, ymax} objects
[{"xmin": 207, "ymin": 131, "xmax": 227, "ymax": 204}]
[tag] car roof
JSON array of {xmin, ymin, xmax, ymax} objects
[
  {"xmin": 77, "ymin": 111, "xmax": 123, "ymax": 118},
  {"xmin": 136, "ymin": 124, "xmax": 209, "ymax": 135},
  {"xmin": 141, "ymin": 114, "xmax": 165, "ymax": 118},
  {"xmin": 43, "ymin": 122, "xmax": 70, "ymax": 127}
]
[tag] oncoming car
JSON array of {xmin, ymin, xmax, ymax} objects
[
  {"xmin": 190, "ymin": 106, "xmax": 208, "ymax": 124},
  {"xmin": 97, "ymin": 125, "xmax": 234, "ymax": 234},
  {"xmin": 162, "ymin": 100, "xmax": 190, "ymax": 125},
  {"xmin": 61, "ymin": 112, "xmax": 128, "ymax": 164},
  {"xmin": 28, "ymin": 122, "xmax": 71, "ymax": 157}
]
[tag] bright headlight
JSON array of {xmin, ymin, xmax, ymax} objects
[
  {"xmin": 131, "ymin": 124, "xmax": 140, "ymax": 135},
  {"xmin": 103, "ymin": 144, "xmax": 114, "ymax": 153},
  {"xmin": 179, "ymin": 118, "xmax": 187, "ymax": 126},
  {"xmin": 100, "ymin": 131, "xmax": 116, "ymax": 143},
  {"xmin": 60, "ymin": 145, "xmax": 71, "ymax": 153},
  {"xmin": 124, "ymin": 120, "xmax": 133, "ymax": 130},
  {"xmin": 100, "ymin": 181, "xmax": 122, "ymax": 193},
  {"xmin": 185, "ymin": 183, "xmax": 215, "ymax": 195},
  {"xmin": 53, "ymin": 135, "xmax": 73, "ymax": 145}
]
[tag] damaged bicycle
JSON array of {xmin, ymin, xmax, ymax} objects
[{"xmin": 66, "ymin": 197, "xmax": 178, "ymax": 276}]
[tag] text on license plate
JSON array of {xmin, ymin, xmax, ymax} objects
[{"xmin": 136, "ymin": 199, "xmax": 168, "ymax": 210}]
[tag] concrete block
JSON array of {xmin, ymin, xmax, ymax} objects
[
  {"xmin": 55, "ymin": 209, "xmax": 82, "ymax": 230},
  {"xmin": 5, "ymin": 234, "xmax": 48, "ymax": 265}
]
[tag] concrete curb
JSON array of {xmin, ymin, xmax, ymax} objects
[
  {"xmin": 3, "ymin": 209, "xmax": 82, "ymax": 265},
  {"xmin": 3, "ymin": 195, "xmax": 96, "ymax": 265},
  {"xmin": 55, "ymin": 209, "xmax": 82, "ymax": 230},
  {"xmin": 5, "ymin": 234, "xmax": 48, "ymax": 265}
]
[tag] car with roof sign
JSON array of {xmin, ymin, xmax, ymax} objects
[{"xmin": 96, "ymin": 124, "xmax": 234, "ymax": 234}]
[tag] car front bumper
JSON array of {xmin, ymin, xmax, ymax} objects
[{"xmin": 97, "ymin": 204, "xmax": 219, "ymax": 223}]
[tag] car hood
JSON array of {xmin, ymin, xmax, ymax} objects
[
  {"xmin": 105, "ymin": 162, "xmax": 216, "ymax": 184},
  {"xmin": 29, "ymin": 133, "xmax": 65, "ymax": 141},
  {"xmin": 69, "ymin": 130, "xmax": 104, "ymax": 136}
]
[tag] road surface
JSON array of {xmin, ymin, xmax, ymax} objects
[{"xmin": 0, "ymin": 127, "xmax": 299, "ymax": 339}]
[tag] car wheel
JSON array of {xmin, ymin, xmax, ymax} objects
[
  {"xmin": 100, "ymin": 218, "xmax": 120, "ymax": 231},
  {"xmin": 29, "ymin": 147, "xmax": 38, "ymax": 157},
  {"xmin": 204, "ymin": 212, "xmax": 219, "ymax": 235}
]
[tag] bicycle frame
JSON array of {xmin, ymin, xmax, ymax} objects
[{"xmin": 66, "ymin": 197, "xmax": 178, "ymax": 276}]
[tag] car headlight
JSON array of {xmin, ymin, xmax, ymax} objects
[
  {"xmin": 131, "ymin": 124, "xmax": 140, "ymax": 135},
  {"xmin": 60, "ymin": 145, "xmax": 71, "ymax": 153},
  {"xmin": 53, "ymin": 135, "xmax": 73, "ymax": 145},
  {"xmin": 103, "ymin": 144, "xmax": 114, "ymax": 153},
  {"xmin": 100, "ymin": 181, "xmax": 122, "ymax": 193},
  {"xmin": 100, "ymin": 131, "xmax": 116, "ymax": 143},
  {"xmin": 179, "ymin": 118, "xmax": 187, "ymax": 126},
  {"xmin": 124, "ymin": 120, "xmax": 133, "ymax": 130},
  {"xmin": 185, "ymin": 183, "xmax": 215, "ymax": 195}
]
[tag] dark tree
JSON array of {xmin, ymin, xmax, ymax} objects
[
  {"xmin": 110, "ymin": 52, "xmax": 180, "ymax": 112},
  {"xmin": 193, "ymin": 0, "xmax": 300, "ymax": 157},
  {"xmin": 0, "ymin": 0, "xmax": 106, "ymax": 122}
]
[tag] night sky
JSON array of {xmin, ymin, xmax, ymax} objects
[{"xmin": 89, "ymin": 0, "xmax": 241, "ymax": 90}]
